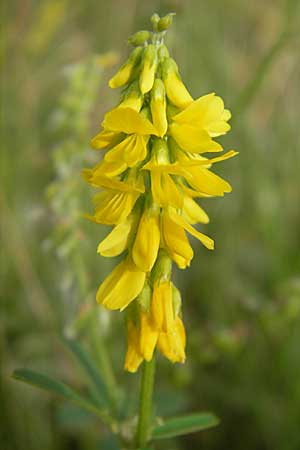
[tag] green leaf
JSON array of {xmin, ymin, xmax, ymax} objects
[
  {"xmin": 151, "ymin": 412, "xmax": 219, "ymax": 440},
  {"xmin": 63, "ymin": 336, "xmax": 110, "ymax": 408},
  {"xmin": 12, "ymin": 369, "xmax": 97, "ymax": 413},
  {"xmin": 12, "ymin": 368, "xmax": 113, "ymax": 426}
]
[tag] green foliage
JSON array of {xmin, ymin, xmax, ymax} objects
[
  {"xmin": 152, "ymin": 413, "xmax": 219, "ymax": 439},
  {"xmin": 12, "ymin": 369, "xmax": 106, "ymax": 419}
]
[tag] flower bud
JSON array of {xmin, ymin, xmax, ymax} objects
[
  {"xmin": 158, "ymin": 44, "xmax": 169, "ymax": 61},
  {"xmin": 118, "ymin": 81, "xmax": 143, "ymax": 111},
  {"xmin": 124, "ymin": 320, "xmax": 143, "ymax": 372},
  {"xmin": 109, "ymin": 46, "xmax": 143, "ymax": 89},
  {"xmin": 161, "ymin": 57, "xmax": 193, "ymax": 108},
  {"xmin": 150, "ymin": 13, "xmax": 160, "ymax": 31},
  {"xmin": 161, "ymin": 208, "xmax": 193, "ymax": 269},
  {"xmin": 96, "ymin": 257, "xmax": 146, "ymax": 310},
  {"xmin": 157, "ymin": 317, "xmax": 186, "ymax": 363},
  {"xmin": 97, "ymin": 213, "xmax": 136, "ymax": 257},
  {"xmin": 157, "ymin": 13, "xmax": 175, "ymax": 32},
  {"xmin": 139, "ymin": 311, "xmax": 158, "ymax": 361},
  {"xmin": 128, "ymin": 30, "xmax": 151, "ymax": 46},
  {"xmin": 151, "ymin": 280, "xmax": 174, "ymax": 332},
  {"xmin": 172, "ymin": 284, "xmax": 182, "ymax": 317},
  {"xmin": 150, "ymin": 79, "xmax": 168, "ymax": 137},
  {"xmin": 137, "ymin": 280, "xmax": 152, "ymax": 312},
  {"xmin": 139, "ymin": 44, "xmax": 158, "ymax": 94},
  {"xmin": 132, "ymin": 198, "xmax": 160, "ymax": 272},
  {"xmin": 151, "ymin": 137, "xmax": 170, "ymax": 165}
]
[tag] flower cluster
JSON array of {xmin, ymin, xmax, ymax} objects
[{"xmin": 84, "ymin": 14, "xmax": 237, "ymax": 372}]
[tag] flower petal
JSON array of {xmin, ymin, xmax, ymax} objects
[
  {"xmin": 168, "ymin": 209, "xmax": 214, "ymax": 250},
  {"xmin": 97, "ymin": 258, "xmax": 146, "ymax": 310},
  {"xmin": 97, "ymin": 214, "xmax": 136, "ymax": 257},
  {"xmin": 170, "ymin": 122, "xmax": 223, "ymax": 153},
  {"xmin": 102, "ymin": 107, "xmax": 158, "ymax": 136}
]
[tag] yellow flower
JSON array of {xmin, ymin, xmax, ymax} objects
[
  {"xmin": 143, "ymin": 138, "xmax": 183, "ymax": 208},
  {"xmin": 150, "ymin": 79, "xmax": 168, "ymax": 137},
  {"xmin": 172, "ymin": 92, "xmax": 231, "ymax": 137},
  {"xmin": 161, "ymin": 57, "xmax": 193, "ymax": 108},
  {"xmin": 103, "ymin": 106, "xmax": 158, "ymax": 136},
  {"xmin": 169, "ymin": 93, "xmax": 231, "ymax": 153},
  {"xmin": 104, "ymin": 134, "xmax": 149, "ymax": 170},
  {"xmin": 109, "ymin": 46, "xmax": 143, "ymax": 89},
  {"xmin": 89, "ymin": 107, "xmax": 159, "ymax": 177},
  {"xmin": 139, "ymin": 44, "xmax": 158, "ymax": 94},
  {"xmin": 132, "ymin": 199, "xmax": 160, "ymax": 272},
  {"xmin": 182, "ymin": 196, "xmax": 209, "ymax": 224},
  {"xmin": 97, "ymin": 213, "xmax": 137, "ymax": 257},
  {"xmin": 157, "ymin": 317, "xmax": 186, "ymax": 363},
  {"xmin": 89, "ymin": 172, "xmax": 144, "ymax": 225},
  {"xmin": 167, "ymin": 208, "xmax": 214, "ymax": 250},
  {"xmin": 124, "ymin": 319, "xmax": 143, "ymax": 373},
  {"xmin": 118, "ymin": 81, "xmax": 143, "ymax": 111},
  {"xmin": 151, "ymin": 281, "xmax": 175, "ymax": 333},
  {"xmin": 90, "ymin": 129, "xmax": 122, "ymax": 150},
  {"xmin": 139, "ymin": 311, "xmax": 159, "ymax": 361},
  {"xmin": 96, "ymin": 257, "xmax": 146, "ymax": 310},
  {"xmin": 161, "ymin": 208, "xmax": 194, "ymax": 269}
]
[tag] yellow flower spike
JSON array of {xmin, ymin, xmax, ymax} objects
[
  {"xmin": 97, "ymin": 213, "xmax": 136, "ymax": 257},
  {"xmin": 109, "ymin": 46, "xmax": 143, "ymax": 89},
  {"xmin": 139, "ymin": 44, "xmax": 158, "ymax": 94},
  {"xmin": 124, "ymin": 320, "xmax": 143, "ymax": 373},
  {"xmin": 84, "ymin": 13, "xmax": 237, "ymax": 373},
  {"xmin": 161, "ymin": 208, "xmax": 194, "ymax": 269},
  {"xmin": 139, "ymin": 311, "xmax": 159, "ymax": 361},
  {"xmin": 96, "ymin": 257, "xmax": 146, "ymax": 311},
  {"xmin": 151, "ymin": 281, "xmax": 175, "ymax": 333},
  {"xmin": 132, "ymin": 199, "xmax": 160, "ymax": 272},
  {"xmin": 161, "ymin": 58, "xmax": 193, "ymax": 108},
  {"xmin": 150, "ymin": 79, "xmax": 168, "ymax": 137},
  {"xmin": 102, "ymin": 107, "xmax": 158, "ymax": 136},
  {"xmin": 157, "ymin": 317, "xmax": 186, "ymax": 363}
]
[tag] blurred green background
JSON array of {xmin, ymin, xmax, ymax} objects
[{"xmin": 1, "ymin": 1, "xmax": 300, "ymax": 449}]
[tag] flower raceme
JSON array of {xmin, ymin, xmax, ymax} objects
[{"xmin": 84, "ymin": 15, "xmax": 238, "ymax": 372}]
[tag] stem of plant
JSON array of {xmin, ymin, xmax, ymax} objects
[{"xmin": 136, "ymin": 356, "xmax": 156, "ymax": 449}]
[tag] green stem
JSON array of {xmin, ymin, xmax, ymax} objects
[{"xmin": 136, "ymin": 357, "xmax": 156, "ymax": 449}]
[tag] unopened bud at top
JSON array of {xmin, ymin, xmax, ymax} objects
[
  {"xmin": 139, "ymin": 44, "xmax": 158, "ymax": 94},
  {"xmin": 128, "ymin": 30, "xmax": 152, "ymax": 46},
  {"xmin": 150, "ymin": 78, "xmax": 168, "ymax": 137},
  {"xmin": 158, "ymin": 44, "xmax": 169, "ymax": 61},
  {"xmin": 119, "ymin": 81, "xmax": 143, "ymax": 111},
  {"xmin": 161, "ymin": 57, "xmax": 193, "ymax": 108},
  {"xmin": 157, "ymin": 13, "xmax": 175, "ymax": 32},
  {"xmin": 109, "ymin": 46, "xmax": 143, "ymax": 89},
  {"xmin": 150, "ymin": 13, "xmax": 160, "ymax": 31}
]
